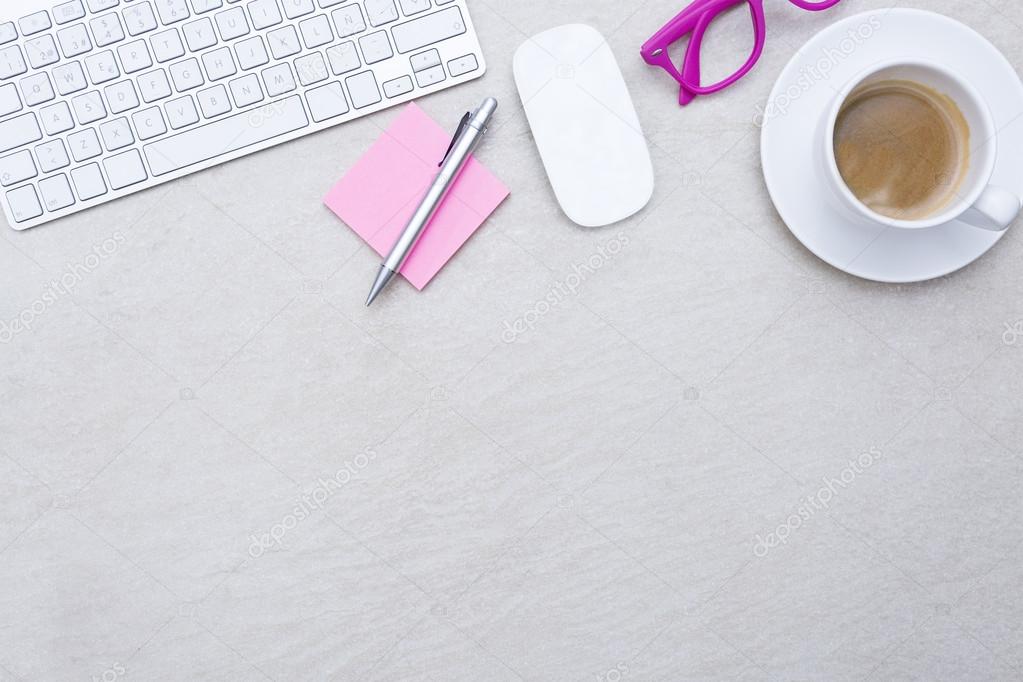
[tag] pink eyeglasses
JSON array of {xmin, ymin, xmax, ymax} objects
[{"xmin": 641, "ymin": 0, "xmax": 843, "ymax": 106}]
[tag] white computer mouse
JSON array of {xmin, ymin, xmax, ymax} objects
[{"xmin": 513, "ymin": 24, "xmax": 655, "ymax": 228}]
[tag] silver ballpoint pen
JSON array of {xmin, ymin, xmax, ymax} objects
[{"xmin": 365, "ymin": 97, "xmax": 499, "ymax": 306}]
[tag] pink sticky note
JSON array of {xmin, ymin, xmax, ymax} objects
[{"xmin": 324, "ymin": 103, "xmax": 509, "ymax": 290}]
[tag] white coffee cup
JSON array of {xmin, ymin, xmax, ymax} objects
[{"xmin": 821, "ymin": 58, "xmax": 1021, "ymax": 232}]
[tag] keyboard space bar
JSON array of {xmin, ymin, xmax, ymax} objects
[{"xmin": 144, "ymin": 96, "xmax": 309, "ymax": 177}]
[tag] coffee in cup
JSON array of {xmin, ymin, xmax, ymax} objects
[{"xmin": 833, "ymin": 79, "xmax": 970, "ymax": 221}]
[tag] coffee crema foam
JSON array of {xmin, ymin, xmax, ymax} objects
[{"xmin": 834, "ymin": 79, "xmax": 970, "ymax": 220}]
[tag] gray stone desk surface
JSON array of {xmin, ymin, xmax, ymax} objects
[{"xmin": 2, "ymin": 0, "xmax": 1022, "ymax": 680}]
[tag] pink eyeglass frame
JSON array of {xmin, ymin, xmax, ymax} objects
[{"xmin": 641, "ymin": 0, "xmax": 843, "ymax": 106}]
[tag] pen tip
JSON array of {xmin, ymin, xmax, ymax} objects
[
  {"xmin": 365, "ymin": 267, "xmax": 394, "ymax": 307},
  {"xmin": 365, "ymin": 287, "xmax": 380, "ymax": 307}
]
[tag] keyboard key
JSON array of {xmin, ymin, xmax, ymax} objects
[
  {"xmin": 57, "ymin": 24, "xmax": 93, "ymax": 58},
  {"xmin": 414, "ymin": 64, "xmax": 443, "ymax": 88},
  {"xmin": 90, "ymin": 13, "xmax": 126, "ymax": 47},
  {"xmin": 325, "ymin": 41, "xmax": 359, "ymax": 75},
  {"xmin": 71, "ymin": 90, "xmax": 106, "ymax": 124},
  {"xmin": 392, "ymin": 6, "xmax": 465, "ymax": 53},
  {"xmin": 214, "ymin": 7, "xmax": 249, "ymax": 40},
  {"xmin": 228, "ymin": 73, "xmax": 262, "ymax": 106},
  {"xmin": 103, "ymin": 148, "xmax": 148, "ymax": 188},
  {"xmin": 281, "ymin": 0, "xmax": 315, "ymax": 20},
  {"xmin": 183, "ymin": 17, "xmax": 217, "ymax": 51},
  {"xmin": 169, "ymin": 57, "xmax": 204, "ymax": 90},
  {"xmin": 105, "ymin": 79, "xmax": 140, "ymax": 112},
  {"xmin": 294, "ymin": 53, "xmax": 327, "ymax": 86},
  {"xmin": 305, "ymin": 81, "xmax": 347, "ymax": 121},
  {"xmin": 0, "ymin": 150, "xmax": 37, "ymax": 187},
  {"xmin": 25, "ymin": 35, "xmax": 60, "ymax": 68},
  {"xmin": 99, "ymin": 116, "xmax": 134, "ymax": 149},
  {"xmin": 359, "ymin": 31, "xmax": 392, "ymax": 65},
  {"xmin": 0, "ymin": 24, "xmax": 17, "ymax": 46},
  {"xmin": 164, "ymin": 94, "xmax": 198, "ymax": 128},
  {"xmin": 331, "ymin": 5, "xmax": 366, "ymax": 38},
  {"xmin": 0, "ymin": 46, "xmax": 28, "ymax": 80},
  {"xmin": 132, "ymin": 106, "xmax": 167, "ymax": 138},
  {"xmin": 40, "ymin": 174, "xmax": 76, "ymax": 211},
  {"xmin": 410, "ymin": 48, "xmax": 439, "ymax": 72},
  {"xmin": 261, "ymin": 62, "xmax": 294, "ymax": 96},
  {"xmin": 247, "ymin": 0, "xmax": 282, "ymax": 30},
  {"xmin": 345, "ymin": 70, "xmax": 379, "ymax": 109},
  {"xmin": 53, "ymin": 62, "xmax": 88, "ymax": 95},
  {"xmin": 40, "ymin": 101, "xmax": 75, "ymax": 134},
  {"xmin": 71, "ymin": 163, "xmax": 107, "ymax": 200},
  {"xmin": 6, "ymin": 185, "xmax": 43, "ymax": 222},
  {"xmin": 189, "ymin": 0, "xmax": 223, "ymax": 13},
  {"xmin": 0, "ymin": 83, "xmax": 21, "ymax": 116},
  {"xmin": 0, "ymin": 113, "xmax": 42, "ymax": 154},
  {"xmin": 138, "ymin": 68, "xmax": 172, "ymax": 102},
  {"xmin": 155, "ymin": 0, "xmax": 191, "ymax": 25},
  {"xmin": 19, "ymin": 12, "xmax": 52, "ymax": 37},
  {"xmin": 117, "ymin": 40, "xmax": 153, "ymax": 73},
  {"xmin": 54, "ymin": 1, "xmax": 87, "ymax": 25},
  {"xmin": 123, "ymin": 2, "xmax": 159, "ymax": 36},
  {"xmin": 267, "ymin": 25, "xmax": 300, "ymax": 59},
  {"xmin": 447, "ymin": 53, "xmax": 478, "ymax": 77},
  {"xmin": 85, "ymin": 51, "xmax": 120, "ymax": 84},
  {"xmin": 21, "ymin": 73, "xmax": 55, "ymax": 106},
  {"xmin": 68, "ymin": 127, "xmax": 102, "ymax": 161},
  {"xmin": 382, "ymin": 74, "xmax": 412, "ymax": 98},
  {"xmin": 196, "ymin": 84, "xmax": 230, "ymax": 117},
  {"xmin": 299, "ymin": 15, "xmax": 332, "ymax": 48},
  {"xmin": 36, "ymin": 139, "xmax": 71, "ymax": 172},
  {"xmin": 144, "ymin": 94, "xmax": 307, "ymax": 175},
  {"xmin": 399, "ymin": 0, "xmax": 431, "ymax": 15},
  {"xmin": 150, "ymin": 28, "xmax": 185, "ymax": 62},
  {"xmin": 88, "ymin": 0, "xmax": 121, "ymax": 11},
  {"xmin": 364, "ymin": 0, "xmax": 397, "ymax": 27},
  {"xmin": 235, "ymin": 35, "xmax": 268, "ymax": 69},
  {"xmin": 201, "ymin": 46, "xmax": 236, "ymax": 80}
]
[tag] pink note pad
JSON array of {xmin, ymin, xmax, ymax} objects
[{"xmin": 324, "ymin": 103, "xmax": 509, "ymax": 290}]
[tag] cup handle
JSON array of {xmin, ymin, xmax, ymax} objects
[{"xmin": 959, "ymin": 185, "xmax": 1022, "ymax": 231}]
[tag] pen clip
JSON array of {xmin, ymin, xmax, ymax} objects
[{"xmin": 439, "ymin": 111, "xmax": 471, "ymax": 167}]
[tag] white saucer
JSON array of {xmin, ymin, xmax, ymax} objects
[{"xmin": 761, "ymin": 9, "xmax": 1023, "ymax": 283}]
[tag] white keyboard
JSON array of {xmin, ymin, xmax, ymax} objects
[{"xmin": 0, "ymin": 0, "xmax": 485, "ymax": 229}]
